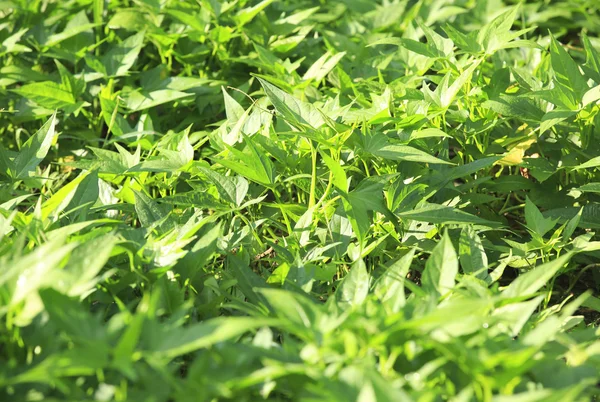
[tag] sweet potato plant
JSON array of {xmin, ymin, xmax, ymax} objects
[{"xmin": 1, "ymin": 0, "xmax": 600, "ymax": 400}]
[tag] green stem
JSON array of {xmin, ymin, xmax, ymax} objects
[
  {"xmin": 273, "ymin": 191, "xmax": 293, "ymax": 236},
  {"xmin": 234, "ymin": 210, "xmax": 265, "ymax": 249},
  {"xmin": 308, "ymin": 141, "xmax": 317, "ymax": 209},
  {"xmin": 499, "ymin": 203, "xmax": 525, "ymax": 215}
]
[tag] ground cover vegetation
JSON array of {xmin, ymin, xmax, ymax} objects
[{"xmin": 1, "ymin": 0, "xmax": 600, "ymax": 400}]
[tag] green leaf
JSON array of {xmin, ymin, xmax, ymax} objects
[
  {"xmin": 524, "ymin": 196, "xmax": 558, "ymax": 237},
  {"xmin": 502, "ymin": 252, "xmax": 573, "ymax": 298},
  {"xmin": 421, "ymin": 231, "xmax": 458, "ymax": 296},
  {"xmin": 544, "ymin": 203, "xmax": 600, "ymax": 229},
  {"xmin": 0, "ymin": 64, "xmax": 49, "ymax": 87},
  {"xmin": 561, "ymin": 207, "xmax": 582, "ymax": 244},
  {"xmin": 176, "ymin": 222, "xmax": 222, "ymax": 282},
  {"xmin": 235, "ymin": 0, "xmax": 275, "ymax": 26},
  {"xmin": 320, "ymin": 151, "xmax": 348, "ymax": 192},
  {"xmin": 12, "ymin": 81, "xmax": 76, "ymax": 109},
  {"xmin": 294, "ymin": 205, "xmax": 315, "ymax": 247},
  {"xmin": 258, "ymin": 288, "xmax": 322, "ymax": 334},
  {"xmin": 365, "ymin": 134, "xmax": 453, "ymax": 165},
  {"xmin": 373, "ymin": 144, "xmax": 452, "ymax": 165},
  {"xmin": 582, "ymin": 85, "xmax": 600, "ymax": 107},
  {"xmin": 396, "ymin": 203, "xmax": 499, "ymax": 226},
  {"xmin": 577, "ymin": 183, "xmax": 600, "ymax": 193},
  {"xmin": 12, "ymin": 112, "xmax": 58, "ymax": 179},
  {"xmin": 44, "ymin": 22, "xmax": 98, "ymax": 47},
  {"xmin": 483, "ymin": 95, "xmax": 545, "ymax": 122},
  {"xmin": 166, "ymin": 9, "xmax": 209, "ymax": 33},
  {"xmin": 131, "ymin": 130, "xmax": 194, "ymax": 172},
  {"xmin": 258, "ymin": 77, "xmax": 326, "ymax": 129},
  {"xmin": 102, "ymin": 31, "xmax": 145, "ymax": 77},
  {"xmin": 133, "ymin": 190, "xmax": 171, "ymax": 229},
  {"xmin": 408, "ymin": 128, "xmax": 451, "ymax": 141},
  {"xmin": 0, "ymin": 28, "xmax": 31, "ymax": 55},
  {"xmin": 39, "ymin": 288, "xmax": 106, "ymax": 341},
  {"xmin": 198, "ymin": 167, "xmax": 248, "ymax": 207},
  {"xmin": 222, "ymin": 86, "xmax": 245, "ymax": 122},
  {"xmin": 1, "ymin": 238, "xmax": 77, "ymax": 323},
  {"xmin": 539, "ymin": 109, "xmax": 576, "ymax": 134},
  {"xmin": 493, "ymin": 296, "xmax": 545, "ymax": 337},
  {"xmin": 459, "ymin": 226, "xmax": 488, "ymax": 280},
  {"xmin": 335, "ymin": 259, "xmax": 369, "ymax": 308},
  {"xmin": 443, "ymin": 24, "xmax": 482, "ymax": 54},
  {"xmin": 122, "ymin": 89, "xmax": 194, "ymax": 112},
  {"xmin": 62, "ymin": 234, "xmax": 118, "ymax": 297},
  {"xmin": 87, "ymin": 146, "xmax": 136, "ymax": 174},
  {"xmin": 572, "ymin": 154, "xmax": 600, "ymax": 170},
  {"xmin": 439, "ymin": 156, "xmax": 502, "ymax": 183},
  {"xmin": 373, "ymin": 249, "xmax": 415, "ymax": 312},
  {"xmin": 549, "ymin": 34, "xmax": 589, "ymax": 109},
  {"xmin": 303, "ymin": 51, "xmax": 346, "ymax": 82},
  {"xmin": 214, "ymin": 135, "xmax": 275, "ymax": 187},
  {"xmin": 227, "ymin": 254, "xmax": 268, "ymax": 305},
  {"xmin": 41, "ymin": 171, "xmax": 92, "ymax": 221},
  {"xmin": 340, "ymin": 177, "xmax": 394, "ymax": 248},
  {"xmin": 582, "ymin": 32, "xmax": 600, "ymax": 83},
  {"xmin": 417, "ymin": 19, "xmax": 454, "ymax": 57},
  {"xmin": 107, "ymin": 8, "xmax": 148, "ymax": 30},
  {"xmin": 370, "ymin": 37, "xmax": 443, "ymax": 58},
  {"xmin": 476, "ymin": 6, "xmax": 534, "ymax": 54},
  {"xmin": 342, "ymin": 196, "xmax": 370, "ymax": 248},
  {"xmin": 56, "ymin": 60, "xmax": 85, "ymax": 99},
  {"xmin": 439, "ymin": 61, "xmax": 480, "ymax": 108}
]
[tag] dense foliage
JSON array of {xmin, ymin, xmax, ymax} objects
[{"xmin": 1, "ymin": 0, "xmax": 600, "ymax": 400}]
